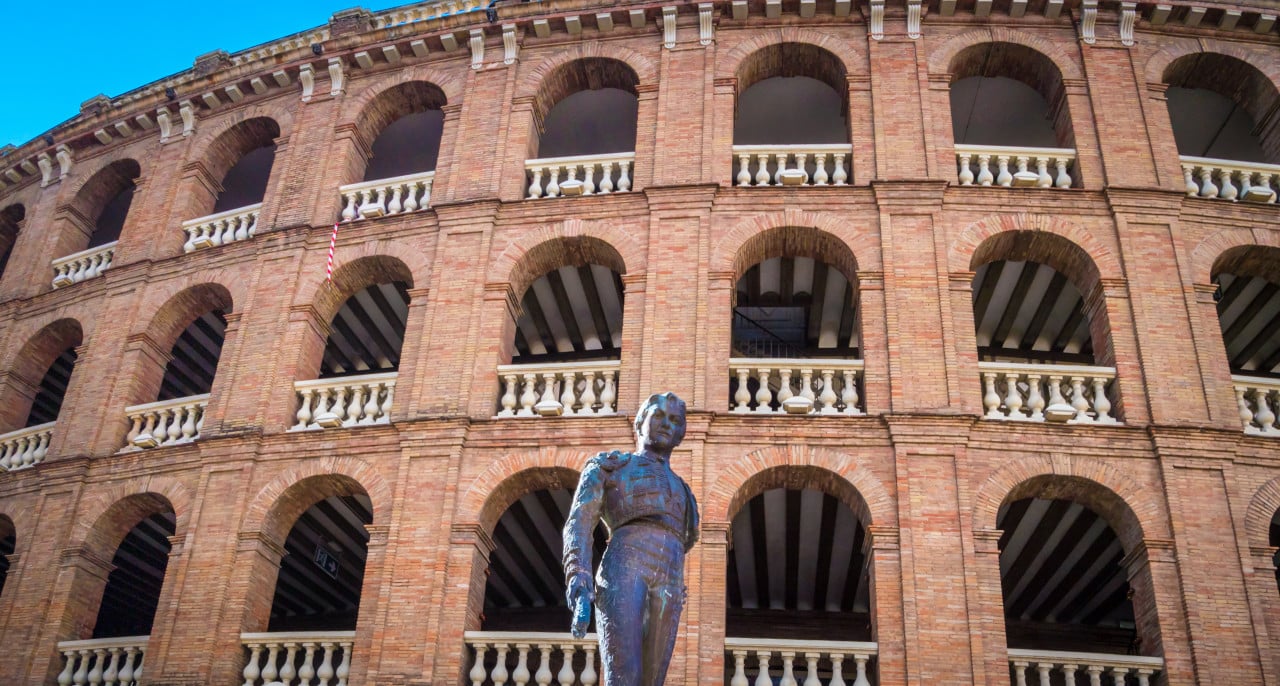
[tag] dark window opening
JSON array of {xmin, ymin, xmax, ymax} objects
[
  {"xmin": 267, "ymin": 495, "xmax": 372, "ymax": 632},
  {"xmin": 213, "ymin": 145, "xmax": 276, "ymax": 213},
  {"xmin": 972, "ymin": 260, "xmax": 1095, "ymax": 365},
  {"xmin": 735, "ymin": 76, "xmax": 848, "ymax": 145},
  {"xmin": 26, "ymin": 347, "xmax": 77, "ymax": 427},
  {"xmin": 320, "ymin": 282, "xmax": 410, "ymax": 378},
  {"xmin": 537, "ymin": 89, "xmax": 639, "ymax": 159},
  {"xmin": 364, "ymin": 111, "xmax": 445, "ymax": 181},
  {"xmin": 158, "ymin": 310, "xmax": 227, "ymax": 400},
  {"xmin": 513, "ymin": 265, "xmax": 624, "ymax": 363},
  {"xmin": 732, "ymin": 257, "xmax": 860, "ymax": 360},
  {"xmin": 91, "ymin": 183, "xmax": 135, "ymax": 248},
  {"xmin": 93, "ymin": 511, "xmax": 175, "ymax": 639}
]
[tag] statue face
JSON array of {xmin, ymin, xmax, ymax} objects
[{"xmin": 637, "ymin": 396, "xmax": 686, "ymax": 452}]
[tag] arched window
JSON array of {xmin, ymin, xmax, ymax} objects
[
  {"xmin": 1211, "ymin": 246, "xmax": 1280, "ymax": 434},
  {"xmin": 0, "ymin": 515, "xmax": 14, "ymax": 600},
  {"xmin": 526, "ymin": 58, "xmax": 639, "ymax": 199},
  {"xmin": 729, "ymin": 227, "xmax": 864, "ymax": 415},
  {"xmin": 1165, "ymin": 53, "xmax": 1280, "ymax": 201},
  {"xmin": 949, "ymin": 43, "xmax": 1078, "ymax": 189},
  {"xmin": 94, "ymin": 511, "xmax": 176, "ymax": 638},
  {"xmin": 732, "ymin": 43, "xmax": 851, "ymax": 188},
  {"xmin": 182, "ymin": 119, "xmax": 278, "ymax": 252},
  {"xmin": 0, "ymin": 204, "xmax": 23, "ymax": 280},
  {"xmin": 970, "ymin": 232, "xmax": 1120, "ymax": 423},
  {"xmin": 0, "ymin": 319, "xmax": 81, "ymax": 471},
  {"xmin": 52, "ymin": 159, "xmax": 140, "ymax": 288},
  {"xmin": 497, "ymin": 238, "xmax": 626, "ymax": 418},
  {"xmin": 340, "ymin": 82, "xmax": 446, "ymax": 222}
]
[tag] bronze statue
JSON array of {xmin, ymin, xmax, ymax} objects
[{"xmin": 562, "ymin": 392, "xmax": 700, "ymax": 686}]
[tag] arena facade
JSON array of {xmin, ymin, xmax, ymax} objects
[{"xmin": 0, "ymin": 0, "xmax": 1278, "ymax": 684}]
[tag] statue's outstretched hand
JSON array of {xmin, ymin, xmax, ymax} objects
[{"xmin": 567, "ymin": 571, "xmax": 595, "ymax": 638}]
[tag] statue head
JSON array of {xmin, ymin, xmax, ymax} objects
[{"xmin": 634, "ymin": 392, "xmax": 687, "ymax": 454}]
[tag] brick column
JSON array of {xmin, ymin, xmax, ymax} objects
[
  {"xmin": 1245, "ymin": 545, "xmax": 1280, "ymax": 686},
  {"xmin": 618, "ymin": 272, "xmax": 650, "ymax": 414},
  {"xmin": 1077, "ymin": 45, "xmax": 1159, "ymax": 188},
  {"xmin": 867, "ymin": 525, "xmax": 906, "ymax": 686},
  {"xmin": 696, "ymin": 520, "xmax": 730, "ymax": 683},
  {"xmin": 427, "ymin": 523, "xmax": 494, "ymax": 686},
  {"xmin": 29, "ymin": 545, "xmax": 115, "ymax": 684},
  {"xmin": 348, "ymin": 524, "xmax": 392, "ymax": 685},
  {"xmin": 973, "ymin": 528, "xmax": 1012, "ymax": 684},
  {"xmin": 857, "ymin": 270, "xmax": 890, "ymax": 415},
  {"xmin": 390, "ymin": 287, "xmax": 432, "ymax": 421},
  {"xmin": 200, "ymin": 311, "xmax": 242, "ymax": 435},
  {"xmin": 464, "ymin": 283, "xmax": 516, "ymax": 419},
  {"xmin": 651, "ymin": 38, "xmax": 709, "ymax": 186},
  {"xmin": 1124, "ymin": 539, "xmax": 1197, "ymax": 684},
  {"xmin": 946, "ymin": 271, "xmax": 983, "ymax": 415},
  {"xmin": 702, "ymin": 271, "xmax": 734, "ymax": 416}
]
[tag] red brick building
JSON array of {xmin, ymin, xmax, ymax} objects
[{"xmin": 0, "ymin": 0, "xmax": 1277, "ymax": 684}]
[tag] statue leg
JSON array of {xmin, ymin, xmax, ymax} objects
[
  {"xmin": 596, "ymin": 566, "xmax": 647, "ymax": 686},
  {"xmin": 640, "ymin": 580, "xmax": 684, "ymax": 686}
]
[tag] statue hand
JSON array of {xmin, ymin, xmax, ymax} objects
[{"xmin": 567, "ymin": 571, "xmax": 595, "ymax": 638}]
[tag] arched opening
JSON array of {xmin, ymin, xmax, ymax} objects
[
  {"xmin": 53, "ymin": 160, "xmax": 139, "ymax": 287},
  {"xmin": 1211, "ymin": 245, "xmax": 1280, "ymax": 433},
  {"xmin": 0, "ymin": 319, "xmax": 82, "ymax": 468},
  {"xmin": 526, "ymin": 58, "xmax": 639, "ymax": 198},
  {"xmin": 0, "ymin": 515, "xmax": 15, "ymax": 600},
  {"xmin": 1165, "ymin": 54, "xmax": 1280, "ymax": 201},
  {"xmin": 339, "ymin": 82, "xmax": 446, "ymax": 222},
  {"xmin": 732, "ymin": 43, "xmax": 851, "ymax": 187},
  {"xmin": 996, "ymin": 477, "xmax": 1164, "ymax": 683},
  {"xmin": 0, "ymin": 203, "xmax": 23, "ymax": 280},
  {"xmin": 94, "ymin": 510, "xmax": 176, "ymax": 638},
  {"xmin": 239, "ymin": 475, "xmax": 373, "ymax": 681},
  {"xmin": 949, "ymin": 43, "xmax": 1077, "ymax": 188},
  {"xmin": 209, "ymin": 118, "xmax": 280, "ymax": 215},
  {"xmin": 1271, "ymin": 509, "xmax": 1280, "ymax": 593},
  {"xmin": 970, "ymin": 232, "xmax": 1119, "ymax": 423},
  {"xmin": 728, "ymin": 227, "xmax": 863, "ymax": 414},
  {"xmin": 294, "ymin": 257, "xmax": 412, "ymax": 430},
  {"xmin": 724, "ymin": 467, "xmax": 878, "ymax": 684},
  {"xmin": 465, "ymin": 468, "xmax": 608, "ymax": 684},
  {"xmin": 498, "ymin": 238, "xmax": 626, "ymax": 417}
]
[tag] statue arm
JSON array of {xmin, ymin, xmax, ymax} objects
[
  {"xmin": 683, "ymin": 480, "xmax": 700, "ymax": 551},
  {"xmin": 563, "ymin": 458, "xmax": 607, "ymax": 582}
]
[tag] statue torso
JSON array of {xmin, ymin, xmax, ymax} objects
[{"xmin": 600, "ymin": 452, "xmax": 690, "ymax": 539}]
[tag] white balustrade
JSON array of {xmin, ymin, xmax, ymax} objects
[
  {"xmin": 955, "ymin": 144, "xmax": 1076, "ymax": 189},
  {"xmin": 526, "ymin": 152, "xmax": 634, "ymax": 199},
  {"xmin": 732, "ymin": 144, "xmax": 852, "ymax": 187},
  {"xmin": 1181, "ymin": 156, "xmax": 1280, "ymax": 203},
  {"xmin": 465, "ymin": 631, "xmax": 599, "ymax": 686},
  {"xmin": 338, "ymin": 170, "xmax": 435, "ymax": 222},
  {"xmin": 56, "ymin": 636, "xmax": 148, "ymax": 686},
  {"xmin": 122, "ymin": 394, "xmax": 209, "ymax": 450},
  {"xmin": 729, "ymin": 358, "xmax": 864, "ymax": 415},
  {"xmin": 1233, "ymin": 375, "xmax": 1280, "ymax": 436},
  {"xmin": 978, "ymin": 362, "xmax": 1118, "ymax": 424},
  {"xmin": 292, "ymin": 372, "xmax": 397, "ymax": 430},
  {"xmin": 52, "ymin": 241, "xmax": 118, "ymax": 288},
  {"xmin": 372, "ymin": 0, "xmax": 486, "ymax": 28},
  {"xmin": 182, "ymin": 202, "xmax": 262, "ymax": 252},
  {"xmin": 726, "ymin": 637, "xmax": 876, "ymax": 686},
  {"xmin": 241, "ymin": 631, "xmax": 354, "ymax": 686},
  {"xmin": 0, "ymin": 421, "xmax": 55, "ymax": 471},
  {"xmin": 496, "ymin": 360, "xmax": 620, "ymax": 418},
  {"xmin": 1007, "ymin": 648, "xmax": 1162, "ymax": 686}
]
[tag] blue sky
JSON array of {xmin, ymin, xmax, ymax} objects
[{"xmin": 1, "ymin": 1, "xmax": 405, "ymax": 148}]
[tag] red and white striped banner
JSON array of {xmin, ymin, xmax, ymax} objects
[{"xmin": 325, "ymin": 222, "xmax": 339, "ymax": 283}]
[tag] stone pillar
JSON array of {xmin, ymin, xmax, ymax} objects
[
  {"xmin": 1076, "ymin": 43, "xmax": 1160, "ymax": 188},
  {"xmin": 866, "ymin": 525, "xmax": 906, "ymax": 686},
  {"xmin": 389, "ymin": 287, "xmax": 432, "ymax": 421},
  {"xmin": 634, "ymin": 83, "xmax": 661, "ymax": 190},
  {"xmin": 972, "ymin": 528, "xmax": 1012, "ymax": 685},
  {"xmin": 1137, "ymin": 82, "xmax": 1187, "ymax": 193},
  {"xmin": 617, "ymin": 272, "xmax": 650, "ymax": 415},
  {"xmin": 464, "ymin": 283, "xmax": 516, "ymax": 419},
  {"xmin": 1122, "ymin": 538, "xmax": 1196, "ymax": 683},
  {"xmin": 1245, "ymin": 545, "xmax": 1280, "ymax": 686},
  {"xmin": 199, "ymin": 311, "xmax": 242, "ymax": 435},
  {"xmin": 857, "ymin": 270, "xmax": 890, "ymax": 415},
  {"xmin": 446, "ymin": 67, "xmax": 518, "ymax": 203},
  {"xmin": 696, "ymin": 521, "xmax": 730, "ymax": 683},
  {"xmin": 1080, "ymin": 276, "xmax": 1149, "ymax": 425},
  {"xmin": 214, "ymin": 531, "xmax": 288, "ymax": 686},
  {"xmin": 432, "ymin": 102, "xmax": 465, "ymax": 203},
  {"xmin": 867, "ymin": 26, "xmax": 928, "ymax": 180},
  {"xmin": 946, "ymin": 271, "xmax": 983, "ymax": 415},
  {"xmin": 427, "ymin": 523, "xmax": 495, "ymax": 686},
  {"xmin": 29, "ymin": 545, "xmax": 116, "ymax": 684},
  {"xmin": 650, "ymin": 36, "xmax": 709, "ymax": 186},
  {"xmin": 703, "ymin": 272, "xmax": 734, "ymax": 415},
  {"xmin": 348, "ymin": 524, "xmax": 391, "ymax": 685}
]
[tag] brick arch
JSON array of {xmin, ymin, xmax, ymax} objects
[
  {"xmin": 972, "ymin": 454, "xmax": 1164, "ymax": 553},
  {"xmin": 927, "ymin": 27, "xmax": 1084, "ymax": 82},
  {"xmin": 344, "ymin": 78, "xmax": 451, "ymax": 151},
  {"xmin": 0, "ymin": 511, "xmax": 15, "ymax": 551},
  {"xmin": 458, "ymin": 447, "xmax": 596, "ymax": 535},
  {"xmin": 1246, "ymin": 475, "xmax": 1280, "ymax": 549},
  {"xmin": 705, "ymin": 445, "xmax": 895, "ymax": 528},
  {"xmin": 949, "ymin": 213, "xmax": 1119, "ymax": 287},
  {"xmin": 488, "ymin": 219, "xmax": 644, "ymax": 298},
  {"xmin": 343, "ymin": 64, "xmax": 463, "ymax": 126},
  {"xmin": 138, "ymin": 279, "xmax": 237, "ymax": 353},
  {"xmin": 295, "ymin": 246, "xmax": 429, "ymax": 325},
  {"xmin": 241, "ymin": 456, "xmax": 393, "ymax": 545},
  {"xmin": 712, "ymin": 209, "xmax": 881, "ymax": 279},
  {"xmin": 68, "ymin": 474, "xmax": 193, "ymax": 560},
  {"xmin": 1144, "ymin": 40, "xmax": 1280, "ymax": 97},
  {"xmin": 186, "ymin": 102, "xmax": 293, "ymax": 172},
  {"xmin": 516, "ymin": 43, "xmax": 657, "ymax": 105},
  {"xmin": 0, "ymin": 316, "xmax": 86, "ymax": 432},
  {"xmin": 717, "ymin": 27, "xmax": 865, "ymax": 86},
  {"xmin": 65, "ymin": 157, "xmax": 142, "ymax": 233},
  {"xmin": 1191, "ymin": 227, "xmax": 1280, "ymax": 285}
]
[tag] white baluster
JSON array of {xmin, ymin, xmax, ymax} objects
[
  {"xmin": 1035, "ymin": 157, "xmax": 1052, "ymax": 187},
  {"xmin": 278, "ymin": 643, "xmax": 298, "ymax": 684},
  {"xmin": 342, "ymin": 192, "xmax": 359, "ymax": 221},
  {"xmin": 1183, "ymin": 166, "xmax": 1198, "ymax": 196},
  {"xmin": 777, "ymin": 369, "xmax": 794, "ymax": 408},
  {"xmin": 977, "ymin": 154, "xmax": 994, "ymax": 185},
  {"xmin": 559, "ymin": 372, "xmax": 578, "ymax": 417},
  {"xmin": 58, "ymin": 652, "xmax": 76, "ymax": 686},
  {"xmin": 754, "ymin": 368, "xmax": 773, "ymax": 413},
  {"xmin": 1053, "ymin": 158, "xmax": 1072, "ymax": 188},
  {"xmin": 829, "ymin": 653, "xmax": 846, "ymax": 686},
  {"xmin": 780, "ymin": 651, "xmax": 798, "ymax": 686},
  {"xmin": 362, "ymin": 384, "xmax": 381, "ymax": 425},
  {"xmin": 851, "ymin": 654, "xmax": 870, "ymax": 686},
  {"xmin": 731, "ymin": 650, "xmax": 749, "ymax": 686},
  {"xmin": 734, "ymin": 367, "xmax": 752, "ymax": 412},
  {"xmin": 102, "ymin": 648, "xmax": 121, "ymax": 686},
  {"xmin": 738, "ymin": 154, "xmax": 752, "ymax": 186},
  {"xmin": 1026, "ymin": 373, "xmax": 1045, "ymax": 421},
  {"xmin": 1087, "ymin": 664, "xmax": 1104, "ymax": 686},
  {"xmin": 957, "ymin": 154, "xmax": 974, "ymax": 185},
  {"xmin": 983, "ymin": 372, "xmax": 1002, "ymax": 418},
  {"xmin": 1238, "ymin": 386, "xmax": 1256, "ymax": 431},
  {"xmin": 528, "ymin": 168, "xmax": 544, "ymax": 199},
  {"xmin": 317, "ymin": 643, "xmax": 336, "ymax": 686},
  {"xmin": 388, "ymin": 185, "xmax": 404, "ymax": 214},
  {"xmin": 799, "ymin": 369, "xmax": 816, "ymax": 410},
  {"xmin": 813, "ymin": 153, "xmax": 829, "ymax": 185},
  {"xmin": 90, "ymin": 650, "xmax": 107, "ymax": 685},
  {"xmin": 499, "ymin": 374, "xmax": 519, "ymax": 417},
  {"xmin": 579, "ymin": 371, "xmax": 599, "ymax": 416},
  {"xmin": 1092, "ymin": 376, "xmax": 1115, "ymax": 423},
  {"xmin": 795, "ymin": 153, "xmax": 810, "ymax": 184},
  {"xmin": 1036, "ymin": 662, "xmax": 1052, "ymax": 685},
  {"xmin": 248, "ymin": 210, "xmax": 258, "ymax": 236},
  {"xmin": 534, "ymin": 645, "xmax": 552, "ymax": 686},
  {"xmin": 754, "ymin": 651, "xmax": 772, "ymax": 686},
  {"xmin": 537, "ymin": 372, "xmax": 562, "ymax": 415},
  {"xmin": 774, "ymin": 152, "xmax": 788, "ymax": 185},
  {"xmin": 1199, "ymin": 167, "xmax": 1218, "ymax": 197},
  {"xmin": 582, "ymin": 164, "xmax": 596, "ymax": 195},
  {"xmin": 166, "ymin": 407, "xmax": 185, "ymax": 443},
  {"xmin": 470, "ymin": 644, "xmax": 489, "ymax": 686},
  {"xmin": 512, "ymin": 644, "xmax": 531, "ymax": 686},
  {"xmin": 222, "ymin": 217, "xmax": 238, "ymax": 244},
  {"xmin": 842, "ymin": 370, "xmax": 861, "ymax": 414},
  {"xmin": 404, "ymin": 182, "xmax": 421, "ymax": 212},
  {"xmin": 234, "ymin": 214, "xmax": 251, "ymax": 241},
  {"xmin": 600, "ymin": 163, "xmax": 615, "ymax": 193},
  {"xmin": 1219, "ymin": 169, "xmax": 1238, "ymax": 200},
  {"xmin": 153, "ymin": 410, "xmax": 172, "ymax": 445},
  {"xmin": 296, "ymin": 388, "xmax": 315, "ymax": 428},
  {"xmin": 803, "ymin": 653, "xmax": 821, "ymax": 686},
  {"xmin": 243, "ymin": 645, "xmax": 263, "ymax": 686},
  {"xmin": 617, "ymin": 161, "xmax": 631, "ymax": 192},
  {"xmin": 379, "ymin": 383, "xmax": 394, "ymax": 423},
  {"xmin": 599, "ymin": 372, "xmax": 617, "ymax": 415},
  {"xmin": 557, "ymin": 644, "xmax": 576, "ymax": 686},
  {"xmin": 298, "ymin": 643, "xmax": 317, "ymax": 684},
  {"xmin": 818, "ymin": 369, "xmax": 839, "ymax": 414},
  {"xmin": 580, "ymin": 645, "xmax": 597, "ymax": 685},
  {"xmin": 833, "ymin": 153, "xmax": 848, "ymax": 185},
  {"xmin": 755, "ymin": 154, "xmax": 772, "ymax": 186},
  {"xmin": 996, "ymin": 155, "xmax": 1013, "ymax": 186},
  {"xmin": 1070, "ymin": 376, "xmax": 1092, "ymax": 422},
  {"xmin": 73, "ymin": 650, "xmax": 90, "ymax": 685},
  {"xmin": 183, "ymin": 227, "xmax": 198, "ymax": 253},
  {"xmin": 518, "ymin": 373, "xmax": 538, "ymax": 416},
  {"xmin": 117, "ymin": 648, "xmax": 138, "ymax": 685},
  {"xmin": 546, "ymin": 168, "xmax": 561, "ymax": 198},
  {"xmin": 1255, "ymin": 389, "xmax": 1277, "ymax": 433},
  {"xmin": 341, "ymin": 384, "xmax": 363, "ymax": 427},
  {"xmin": 335, "ymin": 642, "xmax": 351, "ymax": 686},
  {"xmin": 261, "ymin": 645, "xmax": 280, "ymax": 683},
  {"xmin": 1136, "ymin": 668, "xmax": 1153, "ymax": 686},
  {"xmin": 492, "ymin": 645, "xmax": 510, "ymax": 686}
]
